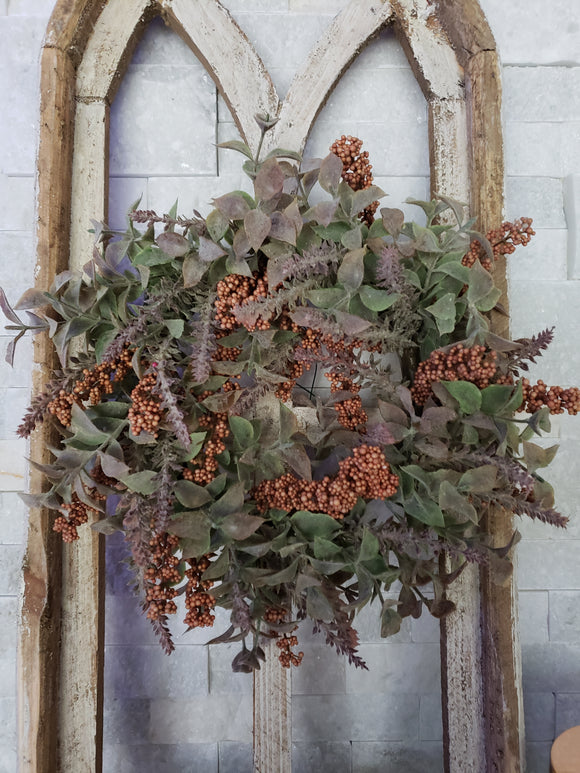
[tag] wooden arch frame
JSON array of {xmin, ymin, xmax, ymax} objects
[{"xmin": 21, "ymin": 0, "xmax": 518, "ymax": 770}]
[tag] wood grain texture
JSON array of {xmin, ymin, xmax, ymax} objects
[
  {"xmin": 18, "ymin": 44, "xmax": 76, "ymax": 773},
  {"xmin": 253, "ymin": 642, "xmax": 292, "ymax": 773}
]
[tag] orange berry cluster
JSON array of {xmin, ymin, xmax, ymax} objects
[
  {"xmin": 276, "ymin": 633, "xmax": 304, "ymax": 668},
  {"xmin": 214, "ymin": 272, "xmax": 270, "ymax": 332},
  {"xmin": 325, "ymin": 372, "xmax": 368, "ymax": 431},
  {"xmin": 144, "ymin": 532, "xmax": 180, "ymax": 621},
  {"xmin": 128, "ymin": 372, "xmax": 162, "ymax": 438},
  {"xmin": 184, "ymin": 410, "xmax": 230, "ymax": 485},
  {"xmin": 183, "ymin": 554, "xmax": 216, "ymax": 629},
  {"xmin": 519, "ymin": 379, "xmax": 580, "ymax": 415},
  {"xmin": 48, "ymin": 349, "xmax": 133, "ymax": 426},
  {"xmin": 254, "ymin": 445, "xmax": 398, "ymax": 519},
  {"xmin": 462, "ymin": 218, "xmax": 535, "ymax": 271},
  {"xmin": 53, "ymin": 493, "xmax": 96, "ymax": 542},
  {"xmin": 330, "ymin": 135, "xmax": 378, "ymax": 226},
  {"xmin": 411, "ymin": 344, "xmax": 499, "ymax": 405}
]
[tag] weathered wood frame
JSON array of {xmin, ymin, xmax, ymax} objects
[{"xmin": 20, "ymin": 1, "xmax": 520, "ymax": 771}]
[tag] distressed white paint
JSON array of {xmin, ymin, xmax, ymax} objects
[{"xmin": 253, "ymin": 643, "xmax": 292, "ymax": 773}]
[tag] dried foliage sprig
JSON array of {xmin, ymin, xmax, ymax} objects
[{"xmin": 2, "ymin": 120, "xmax": 575, "ymax": 673}]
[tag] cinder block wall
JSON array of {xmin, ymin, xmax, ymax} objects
[{"xmin": 0, "ymin": 1, "xmax": 578, "ymax": 771}]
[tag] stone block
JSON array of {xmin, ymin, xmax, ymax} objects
[
  {"xmin": 292, "ymin": 693, "xmax": 419, "ymax": 742},
  {"xmin": 0, "ymin": 17, "xmax": 46, "ymax": 175},
  {"xmin": 0, "ymin": 544, "xmax": 23, "ymax": 594},
  {"xmin": 105, "ymin": 644, "xmax": 208, "ymax": 699},
  {"xmin": 518, "ymin": 541, "xmax": 580, "ymax": 590},
  {"xmin": 0, "ymin": 650, "xmax": 15, "ymax": 699},
  {"xmin": 218, "ymin": 741, "xmax": 253, "ymax": 773},
  {"xmin": 291, "ymin": 741, "xmax": 352, "ymax": 773},
  {"xmin": 149, "ymin": 694, "xmax": 252, "ymax": 743},
  {"xmin": 208, "ymin": 643, "xmax": 252, "ymax": 695},
  {"xmin": 522, "ymin": 643, "xmax": 580, "ymax": 693},
  {"xmin": 0, "ymin": 232, "xmax": 35, "ymax": 298},
  {"xmin": 0, "ymin": 175, "xmax": 34, "ymax": 231},
  {"xmin": 508, "ymin": 280, "xmax": 580, "ymax": 385},
  {"xmin": 147, "ymin": 175, "xmax": 251, "ymax": 220},
  {"xmin": 103, "ymin": 698, "xmax": 151, "ymax": 745},
  {"xmin": 549, "ymin": 591, "xmax": 580, "ymax": 642},
  {"xmin": 0, "ymin": 698, "xmax": 16, "ymax": 748},
  {"xmin": 506, "ymin": 228, "xmax": 567, "ymax": 283},
  {"xmin": 411, "ymin": 610, "xmax": 440, "ymax": 644},
  {"xmin": 505, "ymin": 123, "xmax": 563, "ymax": 177},
  {"xmin": 105, "ymin": 594, "xmax": 159, "ymax": 647},
  {"xmin": 556, "ymin": 692, "xmax": 580, "ymax": 736},
  {"xmin": 0, "ymin": 336, "xmax": 32, "ymax": 388},
  {"xmin": 345, "ymin": 643, "xmax": 440, "ymax": 695},
  {"xmin": 0, "ymin": 491, "xmax": 28, "ymax": 545},
  {"xmin": 102, "ymin": 741, "xmax": 218, "ymax": 772},
  {"xmin": 131, "ymin": 16, "xmax": 207, "ymax": 66},
  {"xmin": 562, "ymin": 123, "xmax": 580, "ymax": 176},
  {"xmin": 7, "ymin": 0, "xmax": 53, "ymax": 13},
  {"xmin": 354, "ymin": 598, "xmax": 412, "ymax": 643},
  {"xmin": 0, "ymin": 598, "xmax": 18, "ymax": 650},
  {"xmin": 478, "ymin": 0, "xmax": 580, "ymax": 65},
  {"xmin": 353, "ymin": 27, "xmax": 411, "ymax": 69},
  {"xmin": 0, "ymin": 387, "xmax": 29, "ymax": 440},
  {"xmin": 505, "ymin": 177, "xmax": 565, "ymax": 229},
  {"xmin": 525, "ymin": 742, "xmax": 553, "ymax": 773},
  {"xmin": 351, "ymin": 740, "xmax": 444, "ymax": 773},
  {"xmin": 518, "ymin": 591, "xmax": 549, "ymax": 644},
  {"xmin": 564, "ymin": 173, "xmax": 580, "ymax": 279},
  {"xmin": 291, "ymin": 644, "xmax": 346, "ymax": 695},
  {"xmin": 0, "ymin": 746, "xmax": 16, "ymax": 773},
  {"xmin": 419, "ymin": 693, "xmax": 442, "ymax": 741},
  {"xmin": 306, "ymin": 120, "xmax": 429, "ymax": 177},
  {"xmin": 109, "ymin": 65, "xmax": 217, "ymax": 177},
  {"xmin": 231, "ymin": 13, "xmax": 335, "ymax": 74},
  {"xmin": 108, "ymin": 178, "xmax": 148, "ymax": 232},
  {"xmin": 503, "ymin": 67, "xmax": 580, "ymax": 123},
  {"xmin": 523, "ymin": 691, "xmax": 555, "ymax": 741}
]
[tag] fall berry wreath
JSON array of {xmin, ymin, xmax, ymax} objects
[{"xmin": 3, "ymin": 117, "xmax": 578, "ymax": 672}]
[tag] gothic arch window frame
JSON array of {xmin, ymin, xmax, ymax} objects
[{"xmin": 21, "ymin": 1, "xmax": 516, "ymax": 770}]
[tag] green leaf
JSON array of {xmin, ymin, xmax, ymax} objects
[
  {"xmin": 69, "ymin": 404, "xmax": 110, "ymax": 447},
  {"xmin": 228, "ymin": 415, "xmax": 255, "ymax": 448},
  {"xmin": 165, "ymin": 319, "xmax": 184, "ymax": 338},
  {"xmin": 313, "ymin": 537, "xmax": 342, "ymax": 560},
  {"xmin": 305, "ymin": 287, "xmax": 347, "ymax": 309},
  {"xmin": 337, "ymin": 248, "xmax": 365, "ymax": 290},
  {"xmin": 312, "ymin": 222, "xmax": 350, "ymax": 242},
  {"xmin": 405, "ymin": 494, "xmax": 445, "ymax": 527},
  {"xmin": 206, "ymin": 208, "xmax": 230, "ymax": 242},
  {"xmin": 351, "ymin": 185, "xmax": 385, "ymax": 216},
  {"xmin": 122, "ymin": 470, "xmax": 158, "ymax": 495},
  {"xmin": 425, "ymin": 293, "xmax": 457, "ymax": 335},
  {"xmin": 438, "ymin": 480, "xmax": 478, "ymax": 523},
  {"xmin": 291, "ymin": 510, "xmax": 341, "ymax": 540},
  {"xmin": 341, "ymin": 225, "xmax": 362, "ymax": 251},
  {"xmin": 466, "ymin": 260, "xmax": 493, "ymax": 304},
  {"xmin": 381, "ymin": 606, "xmax": 402, "ymax": 637},
  {"xmin": 358, "ymin": 285, "xmax": 400, "ymax": 312},
  {"xmin": 458, "ymin": 465, "xmax": 498, "ymax": 493},
  {"xmin": 217, "ymin": 139, "xmax": 253, "ymax": 159},
  {"xmin": 306, "ymin": 585, "xmax": 334, "ymax": 621},
  {"xmin": 133, "ymin": 246, "xmax": 174, "ymax": 266},
  {"xmin": 181, "ymin": 432, "xmax": 207, "ymax": 462},
  {"xmin": 220, "ymin": 513, "xmax": 264, "ymax": 540},
  {"xmin": 251, "ymin": 559, "xmax": 300, "ymax": 587},
  {"xmin": 211, "ymin": 482, "xmax": 245, "ymax": 518},
  {"xmin": 279, "ymin": 402, "xmax": 299, "ymax": 442},
  {"xmin": 358, "ymin": 529, "xmax": 379, "ymax": 562},
  {"xmin": 442, "ymin": 381, "xmax": 482, "ymax": 414},
  {"xmin": 480, "ymin": 384, "xmax": 518, "ymax": 415},
  {"xmin": 174, "ymin": 479, "xmax": 213, "ymax": 508},
  {"xmin": 522, "ymin": 441, "xmax": 559, "ymax": 473},
  {"xmin": 175, "ymin": 513, "xmax": 212, "ymax": 558}
]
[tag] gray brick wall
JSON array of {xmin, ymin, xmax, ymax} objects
[{"xmin": 0, "ymin": 0, "xmax": 579, "ymax": 770}]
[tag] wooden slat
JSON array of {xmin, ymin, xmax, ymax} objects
[
  {"xmin": 253, "ymin": 642, "xmax": 292, "ymax": 773},
  {"xmin": 18, "ymin": 42, "xmax": 76, "ymax": 773}
]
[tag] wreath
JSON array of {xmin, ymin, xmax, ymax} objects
[{"xmin": 3, "ymin": 116, "xmax": 577, "ymax": 672}]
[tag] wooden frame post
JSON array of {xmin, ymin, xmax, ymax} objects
[{"xmin": 21, "ymin": 1, "xmax": 520, "ymax": 771}]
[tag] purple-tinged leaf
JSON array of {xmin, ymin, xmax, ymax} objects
[
  {"xmin": 337, "ymin": 248, "xmax": 365, "ymax": 291},
  {"xmin": 244, "ymin": 209, "xmax": 271, "ymax": 251},
  {"xmin": 220, "ymin": 513, "xmax": 264, "ymax": 540},
  {"xmin": 0, "ymin": 287, "xmax": 22, "ymax": 325},
  {"xmin": 381, "ymin": 207, "xmax": 405, "ymax": 237},
  {"xmin": 182, "ymin": 255, "xmax": 207, "ymax": 287},
  {"xmin": 213, "ymin": 192, "xmax": 252, "ymax": 220},
  {"xmin": 319, "ymin": 152, "xmax": 343, "ymax": 194},
  {"xmin": 333, "ymin": 310, "xmax": 372, "ymax": 336},
  {"xmin": 14, "ymin": 288, "xmax": 49, "ymax": 310},
  {"xmin": 304, "ymin": 201, "xmax": 337, "ymax": 228},
  {"xmin": 269, "ymin": 212, "xmax": 296, "ymax": 245},
  {"xmin": 280, "ymin": 445, "xmax": 312, "ymax": 481},
  {"xmin": 233, "ymin": 227, "xmax": 250, "ymax": 259},
  {"xmin": 157, "ymin": 231, "xmax": 190, "ymax": 257},
  {"xmin": 198, "ymin": 236, "xmax": 227, "ymax": 263},
  {"xmin": 98, "ymin": 451, "xmax": 130, "ymax": 480},
  {"xmin": 5, "ymin": 330, "xmax": 25, "ymax": 366},
  {"xmin": 254, "ymin": 157, "xmax": 285, "ymax": 201}
]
